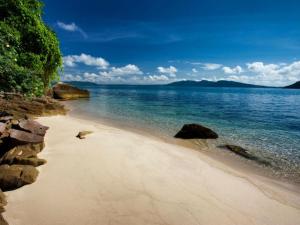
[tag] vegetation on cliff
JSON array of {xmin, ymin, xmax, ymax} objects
[{"xmin": 0, "ymin": 0, "xmax": 62, "ymax": 96}]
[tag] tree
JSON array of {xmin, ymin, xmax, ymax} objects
[{"xmin": 0, "ymin": 0, "xmax": 62, "ymax": 96}]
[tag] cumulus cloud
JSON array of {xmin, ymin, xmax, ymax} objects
[
  {"xmin": 63, "ymin": 54, "xmax": 109, "ymax": 69},
  {"xmin": 157, "ymin": 66, "xmax": 177, "ymax": 77},
  {"xmin": 222, "ymin": 65, "xmax": 243, "ymax": 74},
  {"xmin": 192, "ymin": 68, "xmax": 198, "ymax": 73},
  {"xmin": 148, "ymin": 75, "xmax": 169, "ymax": 81},
  {"xmin": 57, "ymin": 21, "xmax": 87, "ymax": 38},
  {"xmin": 225, "ymin": 61, "xmax": 300, "ymax": 86},
  {"xmin": 100, "ymin": 64, "xmax": 143, "ymax": 77}
]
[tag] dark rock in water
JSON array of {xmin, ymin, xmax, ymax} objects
[
  {"xmin": 52, "ymin": 82, "xmax": 90, "ymax": 100},
  {"xmin": 76, "ymin": 131, "xmax": 93, "ymax": 139},
  {"xmin": 224, "ymin": 145, "xmax": 255, "ymax": 159},
  {"xmin": 174, "ymin": 124, "xmax": 218, "ymax": 139},
  {"xmin": 0, "ymin": 164, "xmax": 39, "ymax": 191},
  {"xmin": 222, "ymin": 145, "xmax": 271, "ymax": 166}
]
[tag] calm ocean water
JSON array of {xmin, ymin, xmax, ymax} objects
[{"xmin": 69, "ymin": 84, "xmax": 300, "ymax": 181}]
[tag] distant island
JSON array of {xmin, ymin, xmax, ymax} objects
[
  {"xmin": 167, "ymin": 80, "xmax": 268, "ymax": 88},
  {"xmin": 284, "ymin": 81, "xmax": 300, "ymax": 89}
]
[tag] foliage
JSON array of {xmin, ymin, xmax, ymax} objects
[{"xmin": 0, "ymin": 0, "xmax": 62, "ymax": 96}]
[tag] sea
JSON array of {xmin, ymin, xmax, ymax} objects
[{"xmin": 67, "ymin": 83, "xmax": 300, "ymax": 183}]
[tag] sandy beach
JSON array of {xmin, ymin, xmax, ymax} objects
[{"xmin": 3, "ymin": 115, "xmax": 300, "ymax": 225}]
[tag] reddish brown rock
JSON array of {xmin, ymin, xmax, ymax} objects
[
  {"xmin": 17, "ymin": 119, "xmax": 49, "ymax": 136},
  {"xmin": 52, "ymin": 83, "xmax": 90, "ymax": 100},
  {"xmin": 9, "ymin": 129, "xmax": 44, "ymax": 144}
]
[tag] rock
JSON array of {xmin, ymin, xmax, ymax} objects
[
  {"xmin": 224, "ymin": 145, "xmax": 255, "ymax": 159},
  {"xmin": 52, "ymin": 82, "xmax": 90, "ymax": 100},
  {"xmin": 16, "ymin": 119, "xmax": 49, "ymax": 136},
  {"xmin": 12, "ymin": 157, "xmax": 46, "ymax": 167},
  {"xmin": 0, "ymin": 123, "xmax": 6, "ymax": 134},
  {"xmin": 0, "ymin": 93, "xmax": 66, "ymax": 118},
  {"xmin": 174, "ymin": 123, "xmax": 218, "ymax": 139},
  {"xmin": 0, "ymin": 164, "xmax": 39, "ymax": 191},
  {"xmin": 0, "ymin": 190, "xmax": 6, "ymax": 213},
  {"xmin": 0, "ymin": 190, "xmax": 7, "ymax": 225},
  {"xmin": 222, "ymin": 145, "xmax": 272, "ymax": 166},
  {"xmin": 9, "ymin": 129, "xmax": 44, "ymax": 144},
  {"xmin": 0, "ymin": 215, "xmax": 8, "ymax": 225},
  {"xmin": 76, "ymin": 131, "xmax": 93, "ymax": 139},
  {"xmin": 0, "ymin": 144, "xmax": 46, "ymax": 167}
]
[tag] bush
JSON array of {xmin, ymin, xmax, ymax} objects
[{"xmin": 0, "ymin": 0, "xmax": 62, "ymax": 96}]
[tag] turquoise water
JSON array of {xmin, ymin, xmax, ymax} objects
[{"xmin": 69, "ymin": 84, "xmax": 300, "ymax": 181}]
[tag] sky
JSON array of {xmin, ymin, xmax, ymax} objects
[{"xmin": 43, "ymin": 0, "xmax": 300, "ymax": 86}]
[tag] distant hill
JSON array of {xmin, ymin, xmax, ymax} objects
[
  {"xmin": 284, "ymin": 81, "xmax": 300, "ymax": 89},
  {"xmin": 167, "ymin": 80, "xmax": 268, "ymax": 88}
]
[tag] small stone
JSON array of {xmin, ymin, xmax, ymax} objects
[{"xmin": 76, "ymin": 131, "xmax": 93, "ymax": 139}]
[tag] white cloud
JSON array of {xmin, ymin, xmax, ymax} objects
[
  {"xmin": 63, "ymin": 53, "xmax": 109, "ymax": 69},
  {"xmin": 201, "ymin": 63, "xmax": 222, "ymax": 70},
  {"xmin": 148, "ymin": 75, "xmax": 169, "ymax": 81},
  {"xmin": 57, "ymin": 21, "xmax": 87, "ymax": 38},
  {"xmin": 225, "ymin": 61, "xmax": 300, "ymax": 86},
  {"xmin": 157, "ymin": 66, "xmax": 177, "ymax": 77},
  {"xmin": 222, "ymin": 65, "xmax": 243, "ymax": 74},
  {"xmin": 247, "ymin": 62, "xmax": 279, "ymax": 75},
  {"xmin": 62, "ymin": 74, "xmax": 82, "ymax": 81},
  {"xmin": 192, "ymin": 68, "xmax": 198, "ymax": 73},
  {"xmin": 100, "ymin": 64, "xmax": 143, "ymax": 77}
]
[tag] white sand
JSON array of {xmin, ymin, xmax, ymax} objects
[{"xmin": 4, "ymin": 115, "xmax": 300, "ymax": 225}]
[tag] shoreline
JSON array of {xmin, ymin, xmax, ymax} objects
[
  {"xmin": 4, "ymin": 114, "xmax": 300, "ymax": 225},
  {"xmin": 65, "ymin": 101, "xmax": 300, "ymax": 189}
]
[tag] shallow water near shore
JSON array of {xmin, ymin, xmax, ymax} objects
[{"xmin": 66, "ymin": 84, "xmax": 300, "ymax": 183}]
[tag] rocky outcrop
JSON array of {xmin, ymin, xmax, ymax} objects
[
  {"xmin": 174, "ymin": 123, "xmax": 218, "ymax": 139},
  {"xmin": 0, "ymin": 111, "xmax": 49, "ymax": 222},
  {"xmin": 52, "ymin": 82, "xmax": 90, "ymax": 100},
  {"xmin": 0, "ymin": 93, "xmax": 65, "ymax": 223},
  {"xmin": 0, "ymin": 164, "xmax": 39, "ymax": 191},
  {"xmin": 0, "ymin": 92, "xmax": 66, "ymax": 119},
  {"xmin": 0, "ymin": 115, "xmax": 47, "ymax": 190},
  {"xmin": 0, "ymin": 191, "xmax": 8, "ymax": 225}
]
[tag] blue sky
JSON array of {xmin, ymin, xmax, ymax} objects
[{"xmin": 43, "ymin": 0, "xmax": 300, "ymax": 86}]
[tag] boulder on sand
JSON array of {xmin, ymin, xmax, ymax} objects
[
  {"xmin": 0, "ymin": 164, "xmax": 39, "ymax": 191},
  {"xmin": 76, "ymin": 131, "xmax": 93, "ymax": 139},
  {"xmin": 52, "ymin": 82, "xmax": 90, "ymax": 100},
  {"xmin": 174, "ymin": 123, "xmax": 218, "ymax": 139}
]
